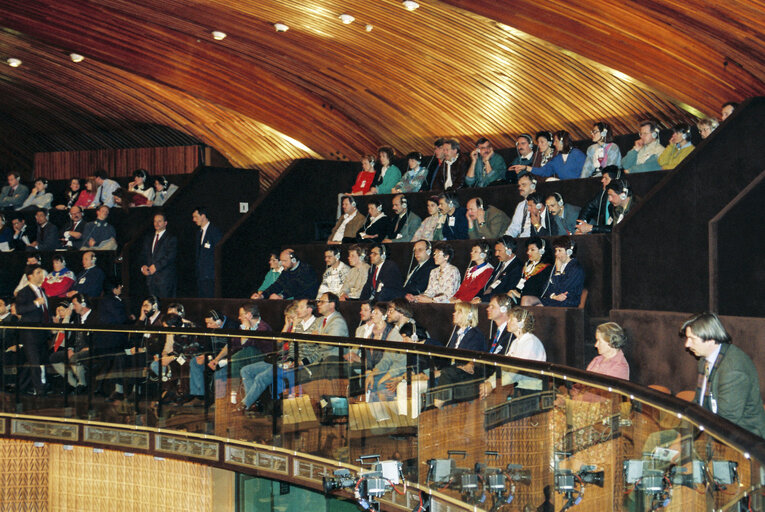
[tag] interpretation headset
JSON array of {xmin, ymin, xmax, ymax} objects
[
  {"xmin": 674, "ymin": 124, "xmax": 691, "ymax": 141},
  {"xmin": 357, "ymin": 247, "xmax": 367, "ymax": 261},
  {"xmin": 527, "ymin": 192, "xmax": 543, "ymax": 210},
  {"xmin": 207, "ymin": 309, "xmax": 222, "ymax": 324},
  {"xmin": 378, "ymin": 244, "xmax": 387, "ymax": 261},
  {"xmin": 343, "ymin": 195, "xmax": 356, "ymax": 208},
  {"xmin": 156, "ymin": 176, "xmax": 169, "ymax": 189},
  {"xmin": 475, "ymin": 197, "xmax": 485, "ymax": 210},
  {"xmin": 168, "ymin": 302, "xmax": 185, "ymax": 318},
  {"xmin": 133, "ymin": 169, "xmax": 148, "ymax": 180},
  {"xmin": 444, "ymin": 194, "xmax": 459, "ymax": 210},
  {"xmin": 54, "ymin": 255, "xmax": 67, "ymax": 267},
  {"xmin": 537, "ymin": 239, "xmax": 546, "ymax": 256},
  {"xmin": 37, "ymin": 178, "xmax": 49, "ymax": 188},
  {"xmin": 287, "ymin": 249, "xmax": 297, "ymax": 264},
  {"xmin": 595, "ymin": 123, "xmax": 608, "ymax": 139},
  {"xmin": 328, "ymin": 246, "xmax": 341, "ymax": 259},
  {"xmin": 517, "ymin": 134, "xmax": 534, "ymax": 151},
  {"xmin": 553, "ymin": 192, "xmax": 564, "ymax": 207},
  {"xmin": 466, "ymin": 307, "xmax": 476, "ymax": 323},
  {"xmin": 146, "ymin": 295, "xmax": 159, "ymax": 314},
  {"xmin": 514, "ymin": 307, "xmax": 532, "ymax": 332},
  {"xmin": 565, "ymin": 240, "xmax": 575, "ymax": 258},
  {"xmin": 614, "ymin": 179, "xmax": 631, "ymax": 200},
  {"xmin": 644, "ymin": 122, "xmax": 660, "ymax": 140},
  {"xmin": 74, "ymin": 293, "xmax": 87, "ymax": 309},
  {"xmin": 399, "ymin": 195, "xmax": 408, "ymax": 209},
  {"xmin": 421, "ymin": 240, "xmax": 432, "ymax": 256},
  {"xmin": 499, "ymin": 235, "xmax": 516, "ymax": 256},
  {"xmin": 475, "ymin": 241, "xmax": 490, "ymax": 261},
  {"xmin": 495, "ymin": 294, "xmax": 512, "ymax": 314},
  {"xmin": 370, "ymin": 200, "xmax": 383, "ymax": 213}
]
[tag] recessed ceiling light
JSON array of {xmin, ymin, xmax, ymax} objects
[
  {"xmin": 402, "ymin": 0, "xmax": 420, "ymax": 11},
  {"xmin": 365, "ymin": 24, "xmax": 373, "ymax": 32},
  {"xmin": 339, "ymin": 14, "xmax": 355, "ymax": 24},
  {"xmin": 69, "ymin": 53, "xmax": 84, "ymax": 63},
  {"xmin": 211, "ymin": 31, "xmax": 227, "ymax": 40},
  {"xmin": 6, "ymin": 58, "xmax": 22, "ymax": 67},
  {"xmin": 274, "ymin": 23, "xmax": 289, "ymax": 32}
]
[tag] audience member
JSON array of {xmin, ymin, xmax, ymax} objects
[
  {"xmin": 317, "ymin": 292, "xmax": 349, "ymax": 337},
  {"xmin": 212, "ymin": 302, "xmax": 272, "ymax": 381},
  {"xmin": 506, "ymin": 134, "xmax": 536, "ymax": 181},
  {"xmin": 28, "ymin": 209, "xmax": 59, "ymax": 251},
  {"xmin": 74, "ymin": 178, "xmax": 97, "ymax": 209},
  {"xmin": 477, "ymin": 236, "xmax": 522, "ymax": 303},
  {"xmin": 55, "ymin": 293, "xmax": 94, "ymax": 391},
  {"xmin": 522, "ymin": 237, "xmax": 585, "ymax": 308},
  {"xmin": 544, "ymin": 193, "xmax": 580, "ymax": 236},
  {"xmin": 452, "ymin": 241, "xmax": 493, "ymax": 303},
  {"xmin": 430, "ymin": 139, "xmax": 467, "ymax": 193},
  {"xmin": 48, "ymin": 301, "xmax": 83, "ymax": 391},
  {"xmin": 392, "ymin": 152, "xmax": 428, "ymax": 193},
  {"xmin": 485, "ymin": 295, "xmax": 514, "ymax": 355},
  {"xmin": 10, "ymin": 216, "xmax": 32, "ymax": 251},
  {"xmin": 531, "ymin": 131, "xmax": 556, "ymax": 168},
  {"xmin": 54, "ymin": 178, "xmax": 82, "ymax": 211},
  {"xmin": 622, "ymin": 121, "xmax": 665, "ymax": 174},
  {"xmin": 720, "ymin": 101, "xmax": 737, "ymax": 121},
  {"xmin": 386, "ymin": 298, "xmax": 415, "ymax": 335},
  {"xmin": 59, "ymin": 205, "xmax": 85, "ymax": 250},
  {"xmin": 317, "ymin": 247, "xmax": 350, "ymax": 298},
  {"xmin": 576, "ymin": 179, "xmax": 635, "ymax": 234},
  {"xmin": 465, "ymin": 137, "xmax": 507, "ymax": 187},
  {"xmin": 586, "ymin": 322, "xmax": 629, "ymax": 379},
  {"xmin": 384, "ymin": 194, "xmax": 421, "ymax": 243},
  {"xmin": 141, "ymin": 212, "xmax": 177, "ymax": 297},
  {"xmin": 466, "ymin": 197, "xmax": 510, "ymax": 239},
  {"xmin": 697, "ymin": 118, "xmax": 719, "ymax": 140},
  {"xmin": 15, "ymin": 264, "xmax": 49, "ymax": 395},
  {"xmin": 0, "ymin": 213, "xmax": 10, "ymax": 251},
  {"xmin": 127, "ymin": 169, "xmax": 155, "ymax": 205},
  {"xmin": 411, "ymin": 196, "xmax": 444, "ymax": 241},
  {"xmin": 42, "ymin": 255, "xmax": 75, "ymax": 297},
  {"xmin": 504, "ymin": 172, "xmax": 537, "ymax": 238},
  {"xmin": 369, "ymin": 146, "xmax": 401, "ymax": 195},
  {"xmin": 658, "ymin": 124, "xmax": 694, "ymax": 170},
  {"xmin": 528, "ymin": 131, "xmax": 586, "ymax": 180},
  {"xmin": 91, "ymin": 170, "xmax": 121, "ymax": 208},
  {"xmin": 480, "ymin": 306, "xmax": 546, "ymax": 398},
  {"xmin": 581, "ymin": 122, "xmax": 622, "ymax": 178},
  {"xmin": 339, "ymin": 245, "xmax": 370, "ymax": 300},
  {"xmin": 363, "ymin": 302, "xmax": 404, "ymax": 399},
  {"xmin": 0, "ymin": 172, "xmax": 29, "ymax": 211},
  {"xmin": 354, "ymin": 301, "xmax": 375, "ymax": 339},
  {"xmin": 438, "ymin": 194, "xmax": 468, "ymax": 240},
  {"xmin": 576, "ymin": 166, "xmax": 620, "ymax": 230},
  {"xmin": 350, "ymin": 154, "xmax": 377, "ymax": 195},
  {"xmin": 445, "ymin": 303, "xmax": 486, "ymax": 352},
  {"xmin": 681, "ymin": 312, "xmax": 765, "ymax": 437},
  {"xmin": 402, "ymin": 240, "xmax": 436, "ymax": 296},
  {"xmin": 424, "ymin": 138, "xmax": 447, "ymax": 191},
  {"xmin": 80, "ymin": 205, "xmax": 117, "ymax": 250},
  {"xmin": 149, "ymin": 176, "xmax": 178, "ymax": 206},
  {"xmin": 253, "ymin": 249, "xmax": 319, "ymax": 300},
  {"xmin": 328, "ymin": 196, "xmax": 365, "ymax": 244},
  {"xmin": 410, "ymin": 244, "xmax": 460, "ymax": 303},
  {"xmin": 360, "ymin": 243, "xmax": 404, "ymax": 301},
  {"xmin": 525, "ymin": 192, "xmax": 550, "ymax": 236},
  {"xmin": 357, "ymin": 199, "xmax": 391, "ymax": 242},
  {"xmin": 256, "ymin": 252, "xmax": 283, "ymax": 293},
  {"xmin": 67, "ymin": 251, "xmax": 105, "ymax": 298},
  {"xmin": 18, "ymin": 178, "xmax": 53, "ymax": 211},
  {"xmin": 187, "ymin": 309, "xmax": 230, "ymax": 402},
  {"xmin": 193, "ymin": 206, "xmax": 223, "ymax": 298},
  {"xmin": 509, "ymin": 238, "xmax": 552, "ymax": 304},
  {"xmin": 293, "ymin": 299, "xmax": 319, "ymax": 335}
]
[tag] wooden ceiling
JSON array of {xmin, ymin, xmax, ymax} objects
[{"xmin": 0, "ymin": 0, "xmax": 762, "ymax": 187}]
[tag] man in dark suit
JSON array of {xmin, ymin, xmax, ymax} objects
[
  {"xmin": 477, "ymin": 236, "xmax": 523, "ymax": 302},
  {"xmin": 544, "ymin": 193, "xmax": 581, "ymax": 236},
  {"xmin": 28, "ymin": 209, "xmax": 59, "ymax": 251},
  {"xmin": 429, "ymin": 139, "xmax": 468, "ymax": 194},
  {"xmin": 140, "ymin": 212, "xmax": 177, "ymax": 297},
  {"xmin": 360, "ymin": 244, "xmax": 404, "ymax": 301},
  {"xmin": 59, "ymin": 205, "xmax": 86, "ymax": 250},
  {"xmin": 15, "ymin": 264, "xmax": 50, "ymax": 395},
  {"xmin": 403, "ymin": 240, "xmax": 436, "ymax": 296},
  {"xmin": 682, "ymin": 312, "xmax": 765, "ymax": 438},
  {"xmin": 192, "ymin": 207, "xmax": 223, "ymax": 298}
]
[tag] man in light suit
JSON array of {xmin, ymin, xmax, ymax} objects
[
  {"xmin": 192, "ymin": 207, "xmax": 223, "ymax": 298},
  {"xmin": 682, "ymin": 312, "xmax": 765, "ymax": 438},
  {"xmin": 15, "ymin": 264, "xmax": 50, "ymax": 395},
  {"xmin": 545, "ymin": 193, "xmax": 581, "ymax": 236},
  {"xmin": 140, "ymin": 212, "xmax": 177, "ymax": 297}
]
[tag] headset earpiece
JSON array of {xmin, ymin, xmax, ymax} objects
[
  {"xmin": 554, "ymin": 193, "xmax": 564, "ymax": 207},
  {"xmin": 475, "ymin": 197, "xmax": 484, "ymax": 210},
  {"xmin": 400, "ymin": 196, "xmax": 407, "ymax": 209},
  {"xmin": 536, "ymin": 202, "xmax": 543, "ymax": 210},
  {"xmin": 380, "ymin": 245, "xmax": 386, "ymax": 261},
  {"xmin": 652, "ymin": 127, "xmax": 659, "ymax": 139},
  {"xmin": 566, "ymin": 242, "xmax": 574, "ymax": 258},
  {"xmin": 376, "ymin": 203, "xmax": 383, "ymax": 213},
  {"xmin": 538, "ymin": 240, "xmax": 546, "ymax": 256},
  {"xmin": 600, "ymin": 128, "xmax": 608, "ymax": 139},
  {"xmin": 530, "ymin": 178, "xmax": 537, "ymax": 190},
  {"xmin": 289, "ymin": 251, "xmax": 297, "ymax": 264},
  {"xmin": 424, "ymin": 241, "xmax": 432, "ymax": 256},
  {"xmin": 344, "ymin": 195, "xmax": 356, "ymax": 208}
]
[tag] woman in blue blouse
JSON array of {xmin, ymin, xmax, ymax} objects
[{"xmin": 528, "ymin": 131, "xmax": 586, "ymax": 180}]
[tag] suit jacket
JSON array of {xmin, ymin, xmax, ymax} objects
[
  {"xmin": 360, "ymin": 260, "xmax": 404, "ymax": 301},
  {"xmin": 328, "ymin": 211, "xmax": 365, "ymax": 243},
  {"xmin": 695, "ymin": 343, "xmax": 765, "ymax": 438},
  {"xmin": 94, "ymin": 293, "xmax": 129, "ymax": 353},
  {"xmin": 549, "ymin": 204, "xmax": 582, "ymax": 236},
  {"xmin": 442, "ymin": 207, "xmax": 469, "ymax": 240},
  {"xmin": 430, "ymin": 153, "xmax": 469, "ymax": 194},
  {"xmin": 447, "ymin": 327, "xmax": 486, "ymax": 352},
  {"xmin": 388, "ymin": 211, "xmax": 422, "ymax": 242},
  {"xmin": 71, "ymin": 310, "xmax": 96, "ymax": 353},
  {"xmin": 479, "ymin": 256, "xmax": 522, "ymax": 302},
  {"xmin": 403, "ymin": 258, "xmax": 436, "ymax": 295},
  {"xmin": 357, "ymin": 214, "xmax": 391, "ymax": 243},
  {"xmin": 33, "ymin": 222, "xmax": 59, "ymax": 251},
  {"xmin": 16, "ymin": 285, "xmax": 48, "ymax": 323},
  {"xmin": 468, "ymin": 206, "xmax": 511, "ymax": 239},
  {"xmin": 196, "ymin": 223, "xmax": 223, "ymax": 280},
  {"xmin": 0, "ymin": 184, "xmax": 29, "ymax": 209},
  {"xmin": 317, "ymin": 312, "xmax": 349, "ymax": 338},
  {"xmin": 142, "ymin": 230, "xmax": 178, "ymax": 296},
  {"xmin": 61, "ymin": 218, "xmax": 85, "ymax": 249},
  {"xmin": 262, "ymin": 261, "xmax": 319, "ymax": 299},
  {"xmin": 73, "ymin": 265, "xmax": 105, "ymax": 298},
  {"xmin": 488, "ymin": 327, "xmax": 514, "ymax": 355}
]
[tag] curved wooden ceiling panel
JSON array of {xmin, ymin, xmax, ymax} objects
[{"xmin": 0, "ymin": 0, "xmax": 759, "ymax": 187}]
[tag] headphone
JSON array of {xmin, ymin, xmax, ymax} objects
[
  {"xmin": 378, "ymin": 244, "xmax": 387, "ymax": 261},
  {"xmin": 615, "ymin": 179, "xmax": 631, "ymax": 200},
  {"xmin": 133, "ymin": 169, "xmax": 147, "ymax": 180},
  {"xmin": 146, "ymin": 296, "xmax": 159, "ymax": 313},
  {"xmin": 54, "ymin": 256, "xmax": 67, "ymax": 267},
  {"xmin": 499, "ymin": 235, "xmax": 516, "ymax": 256},
  {"xmin": 421, "ymin": 240, "xmax": 432, "ymax": 256},
  {"xmin": 357, "ymin": 247, "xmax": 367, "ymax": 261},
  {"xmin": 528, "ymin": 193, "xmax": 543, "ymax": 210},
  {"xmin": 466, "ymin": 307, "xmax": 475, "ymax": 323},
  {"xmin": 444, "ymin": 194, "xmax": 458, "ymax": 210},
  {"xmin": 207, "ymin": 309, "xmax": 221, "ymax": 324},
  {"xmin": 343, "ymin": 195, "xmax": 356, "ymax": 208},
  {"xmin": 475, "ymin": 197, "xmax": 485, "ymax": 210},
  {"xmin": 371, "ymin": 201, "xmax": 383, "ymax": 213},
  {"xmin": 537, "ymin": 239, "xmax": 546, "ymax": 256},
  {"xmin": 517, "ymin": 134, "xmax": 534, "ymax": 150},
  {"xmin": 328, "ymin": 246, "xmax": 341, "ymax": 259},
  {"xmin": 156, "ymin": 176, "xmax": 169, "ymax": 189},
  {"xmin": 37, "ymin": 178, "xmax": 49, "ymax": 188},
  {"xmin": 399, "ymin": 195, "xmax": 408, "ymax": 209},
  {"xmin": 565, "ymin": 240, "xmax": 575, "ymax": 257},
  {"xmin": 287, "ymin": 250, "xmax": 297, "ymax": 264},
  {"xmin": 74, "ymin": 293, "xmax": 87, "ymax": 309},
  {"xmin": 553, "ymin": 192, "xmax": 564, "ymax": 206},
  {"xmin": 169, "ymin": 303, "xmax": 185, "ymax": 318},
  {"xmin": 646, "ymin": 123, "xmax": 660, "ymax": 139},
  {"xmin": 675, "ymin": 124, "xmax": 691, "ymax": 141},
  {"xmin": 515, "ymin": 308, "xmax": 531, "ymax": 331},
  {"xmin": 475, "ymin": 241, "xmax": 489, "ymax": 261},
  {"xmin": 496, "ymin": 295, "xmax": 512, "ymax": 314}
]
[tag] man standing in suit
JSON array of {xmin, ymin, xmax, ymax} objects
[
  {"xmin": 360, "ymin": 244, "xmax": 404, "ymax": 301},
  {"xmin": 682, "ymin": 312, "xmax": 765, "ymax": 438},
  {"xmin": 477, "ymin": 236, "xmax": 522, "ymax": 303},
  {"xmin": 141, "ymin": 212, "xmax": 177, "ymax": 297},
  {"xmin": 15, "ymin": 264, "xmax": 50, "ymax": 395},
  {"xmin": 192, "ymin": 207, "xmax": 222, "ymax": 298}
]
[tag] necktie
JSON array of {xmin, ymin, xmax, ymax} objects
[
  {"xmin": 37, "ymin": 288, "xmax": 49, "ymax": 322},
  {"xmin": 372, "ymin": 266, "xmax": 380, "ymax": 288},
  {"xmin": 53, "ymin": 331, "xmax": 65, "ymax": 351},
  {"xmin": 445, "ymin": 161, "xmax": 453, "ymax": 189},
  {"xmin": 490, "ymin": 330, "xmax": 501, "ymax": 353},
  {"xmin": 152, "ymin": 233, "xmax": 159, "ymax": 253},
  {"xmin": 701, "ymin": 360, "xmax": 712, "ymax": 406}
]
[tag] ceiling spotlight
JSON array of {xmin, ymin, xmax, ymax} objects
[
  {"xmin": 211, "ymin": 31, "xmax": 227, "ymax": 40},
  {"xmin": 402, "ymin": 0, "xmax": 420, "ymax": 11},
  {"xmin": 6, "ymin": 58, "xmax": 22, "ymax": 68},
  {"xmin": 69, "ymin": 53, "xmax": 84, "ymax": 63},
  {"xmin": 339, "ymin": 14, "xmax": 355, "ymax": 24},
  {"xmin": 365, "ymin": 24, "xmax": 373, "ymax": 32},
  {"xmin": 274, "ymin": 23, "xmax": 289, "ymax": 32}
]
